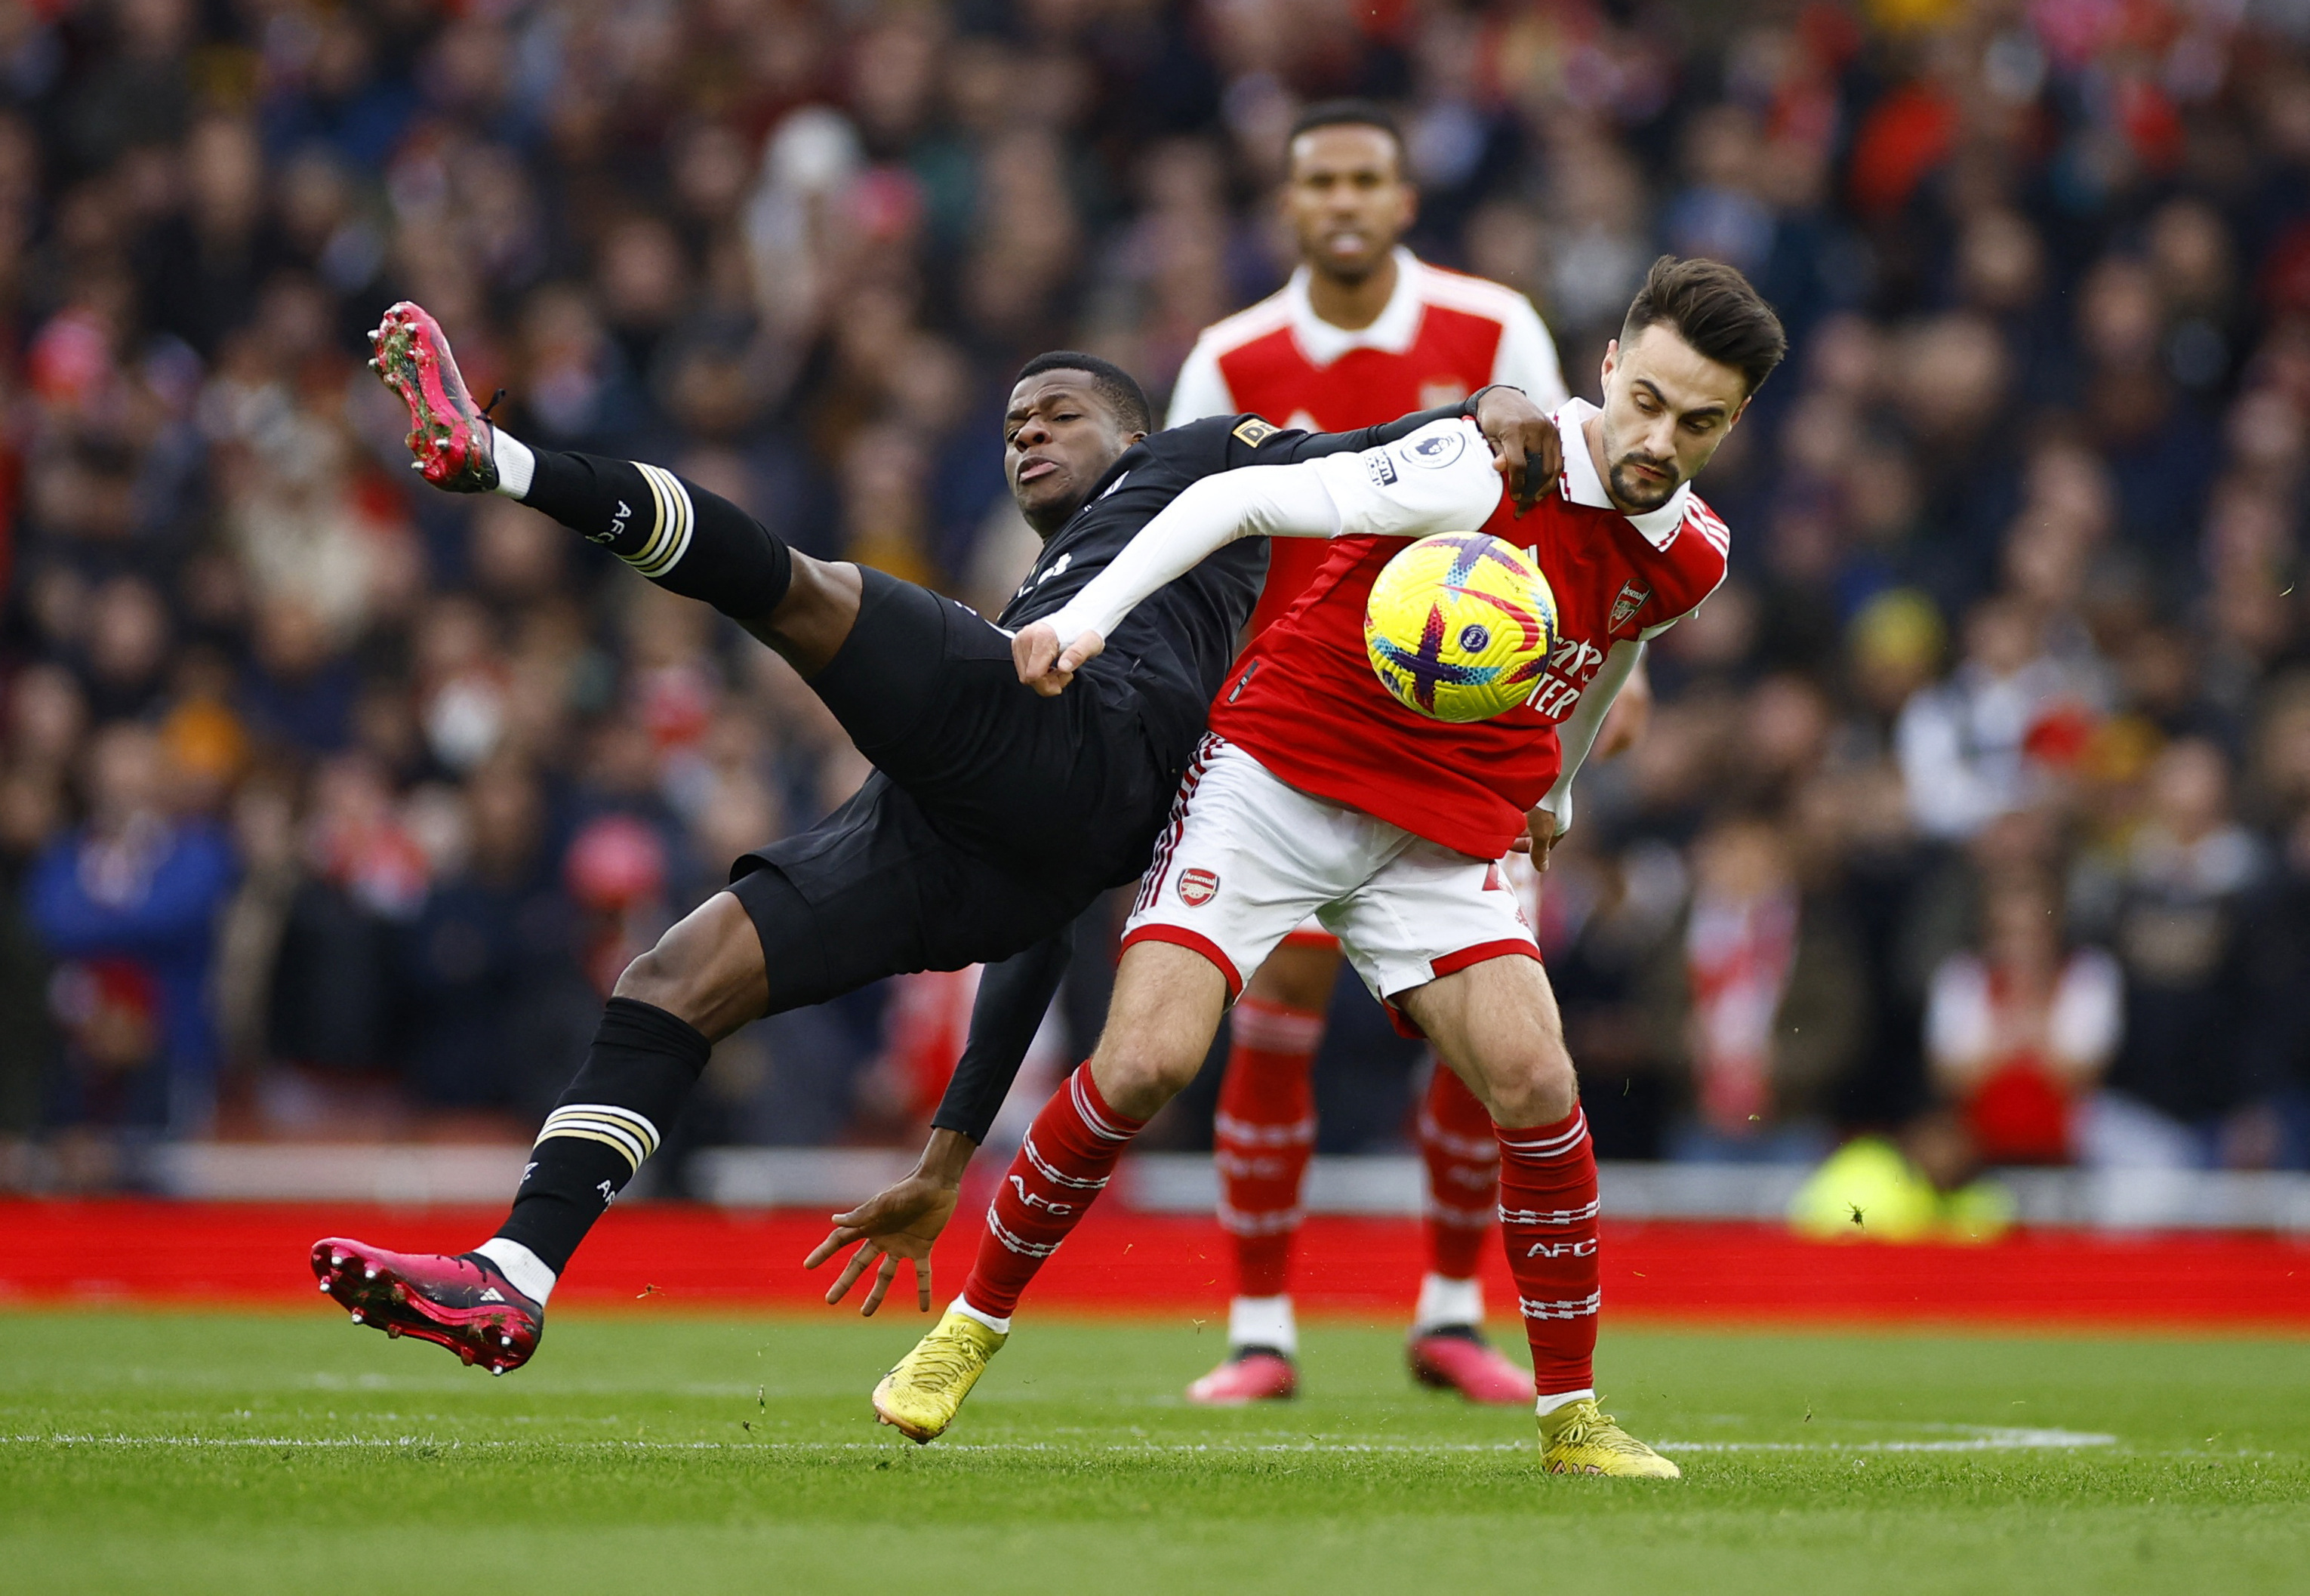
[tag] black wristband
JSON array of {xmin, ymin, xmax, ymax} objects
[{"xmin": 1461, "ymin": 384, "xmax": 1522, "ymax": 419}]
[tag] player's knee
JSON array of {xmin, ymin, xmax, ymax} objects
[
  {"xmin": 1089, "ymin": 1032, "xmax": 1205, "ymax": 1120},
  {"xmin": 611, "ymin": 944, "xmax": 695, "ymax": 1015},
  {"xmin": 610, "ymin": 895, "xmax": 766, "ymax": 1037},
  {"xmin": 1479, "ymin": 1040, "xmax": 1578, "ymax": 1128}
]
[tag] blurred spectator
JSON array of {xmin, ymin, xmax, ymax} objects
[
  {"xmin": 1896, "ymin": 596, "xmax": 2100, "ymax": 842},
  {"xmin": 400, "ymin": 756, "xmax": 593, "ymax": 1120},
  {"xmin": 1662, "ymin": 813, "xmax": 1865, "ymax": 1163},
  {"xmin": 2077, "ymin": 739, "xmax": 2264, "ymax": 1169},
  {"xmin": 1925, "ymin": 870, "xmax": 2121, "ymax": 1164},
  {"xmin": 28, "ymin": 723, "xmax": 234, "ymax": 1141},
  {"xmin": 2244, "ymin": 809, "xmax": 2310, "ymax": 1169}
]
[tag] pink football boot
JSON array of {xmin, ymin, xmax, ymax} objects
[
  {"xmin": 1185, "ymin": 1348, "xmax": 1298, "ymax": 1405},
  {"xmin": 368, "ymin": 300, "xmax": 499, "ymax": 492},
  {"xmin": 312, "ymin": 1237, "xmax": 542, "ymax": 1375},
  {"xmin": 1407, "ymin": 1327, "xmax": 1535, "ymax": 1404}
]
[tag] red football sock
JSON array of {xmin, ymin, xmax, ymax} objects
[
  {"xmin": 960, "ymin": 1064, "xmax": 1146, "ymax": 1320},
  {"xmin": 1495, "ymin": 1105, "xmax": 1600, "ymax": 1396},
  {"xmin": 1213, "ymin": 998, "xmax": 1323, "ymax": 1299},
  {"xmin": 1418, "ymin": 1062, "xmax": 1498, "ymax": 1283}
]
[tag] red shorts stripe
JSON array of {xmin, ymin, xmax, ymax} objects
[
  {"xmin": 1381, "ymin": 938, "xmax": 1545, "ymax": 1040},
  {"xmin": 1428, "ymin": 938, "xmax": 1543, "ymax": 981},
  {"xmin": 1120, "ymin": 924, "xmax": 1245, "ymax": 1002}
]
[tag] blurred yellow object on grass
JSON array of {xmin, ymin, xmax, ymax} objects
[{"xmin": 1788, "ymin": 1136, "xmax": 2013, "ymax": 1244}]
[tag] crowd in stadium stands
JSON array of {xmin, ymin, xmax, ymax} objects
[{"xmin": 4, "ymin": 0, "xmax": 2310, "ymax": 1191}]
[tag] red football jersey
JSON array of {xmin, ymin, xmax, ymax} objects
[
  {"xmin": 1167, "ymin": 249, "xmax": 1568, "ymax": 637},
  {"xmin": 1205, "ymin": 401, "xmax": 1729, "ymax": 860}
]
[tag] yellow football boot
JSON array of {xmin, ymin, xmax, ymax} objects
[
  {"xmin": 872, "ymin": 1305, "xmax": 1007, "ymax": 1443},
  {"xmin": 1539, "ymin": 1397, "xmax": 1682, "ymax": 1478}
]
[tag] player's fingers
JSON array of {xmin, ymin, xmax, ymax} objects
[
  {"xmin": 1506, "ymin": 833, "xmax": 1532, "ymax": 853},
  {"xmin": 825, "ymin": 1242, "xmax": 878, "ymax": 1304},
  {"xmin": 915, "ymin": 1256, "xmax": 933, "ymax": 1312},
  {"xmin": 1012, "ymin": 629, "xmax": 1057, "ymax": 684},
  {"xmin": 1527, "ymin": 431, "xmax": 1561, "ymax": 508},
  {"xmin": 860, "ymin": 1253, "xmax": 898, "ymax": 1317},
  {"xmin": 803, "ymin": 1226, "xmax": 863, "ymax": 1270},
  {"xmin": 1511, "ymin": 427, "xmax": 1547, "ymax": 510}
]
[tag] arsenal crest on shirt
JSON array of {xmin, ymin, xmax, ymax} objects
[
  {"xmin": 1609, "ymin": 581, "xmax": 1651, "ymax": 630},
  {"xmin": 1177, "ymin": 867, "xmax": 1221, "ymax": 906}
]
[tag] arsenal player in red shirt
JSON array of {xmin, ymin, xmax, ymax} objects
[
  {"xmin": 1169, "ymin": 100, "xmax": 1594, "ymax": 1406},
  {"xmin": 870, "ymin": 257, "xmax": 1785, "ymax": 1472}
]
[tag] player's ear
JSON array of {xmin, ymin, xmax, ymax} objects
[{"xmin": 1599, "ymin": 338, "xmax": 1620, "ymax": 389}]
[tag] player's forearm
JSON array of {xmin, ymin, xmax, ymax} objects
[
  {"xmin": 930, "ymin": 933, "xmax": 1074, "ymax": 1145},
  {"xmin": 1538, "ymin": 639, "xmax": 1643, "ymax": 835},
  {"xmin": 1040, "ymin": 467, "xmax": 1342, "ymax": 641}
]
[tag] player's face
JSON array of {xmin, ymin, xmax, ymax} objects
[
  {"xmin": 1594, "ymin": 324, "xmax": 1751, "ymax": 513},
  {"xmin": 1003, "ymin": 373, "xmax": 1142, "ymax": 532},
  {"xmin": 1284, "ymin": 126, "xmax": 1415, "ymax": 285}
]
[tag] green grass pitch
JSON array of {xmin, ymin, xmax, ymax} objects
[{"xmin": 2, "ymin": 1308, "xmax": 2305, "ymax": 1594}]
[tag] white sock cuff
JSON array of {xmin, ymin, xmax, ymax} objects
[
  {"xmin": 474, "ymin": 1237, "xmax": 556, "ymax": 1305},
  {"xmin": 491, "ymin": 430, "xmax": 535, "ymax": 498},
  {"xmin": 1535, "ymin": 1386, "xmax": 1596, "ymax": 1417},
  {"xmin": 953, "ymin": 1296, "xmax": 1012, "ymax": 1336},
  {"xmin": 1228, "ymin": 1294, "xmax": 1297, "ymax": 1355},
  {"xmin": 1412, "ymin": 1272, "xmax": 1483, "ymax": 1333}
]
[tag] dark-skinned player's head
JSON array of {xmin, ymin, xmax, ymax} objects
[
  {"xmin": 1284, "ymin": 100, "xmax": 1415, "ymax": 288},
  {"xmin": 1004, "ymin": 351, "xmax": 1153, "ymax": 535},
  {"xmin": 1594, "ymin": 255, "xmax": 1788, "ymax": 513}
]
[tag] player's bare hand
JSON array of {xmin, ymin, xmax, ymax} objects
[
  {"xmin": 803, "ymin": 1174, "xmax": 959, "ymax": 1316},
  {"xmin": 1514, "ymin": 806, "xmax": 1563, "ymax": 872},
  {"xmin": 1012, "ymin": 620, "xmax": 1104, "ymax": 695},
  {"xmin": 1473, "ymin": 387, "xmax": 1561, "ymax": 513}
]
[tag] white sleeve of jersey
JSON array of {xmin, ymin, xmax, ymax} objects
[
  {"xmin": 1164, "ymin": 336, "xmax": 1237, "ymax": 427},
  {"xmin": 1536, "ymin": 638, "xmax": 1643, "ymax": 836},
  {"xmin": 1038, "ymin": 418, "xmax": 1503, "ymax": 645},
  {"xmin": 1490, "ymin": 295, "xmax": 1570, "ymax": 412}
]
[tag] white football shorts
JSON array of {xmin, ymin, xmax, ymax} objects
[{"xmin": 1122, "ymin": 736, "xmax": 1539, "ymax": 1029}]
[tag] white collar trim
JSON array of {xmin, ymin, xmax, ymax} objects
[
  {"xmin": 1556, "ymin": 397, "xmax": 1689, "ymax": 549},
  {"xmin": 1285, "ymin": 248, "xmax": 1428, "ymax": 366}
]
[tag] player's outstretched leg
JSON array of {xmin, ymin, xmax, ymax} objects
[
  {"xmin": 1408, "ymin": 1061, "xmax": 1535, "ymax": 1405},
  {"xmin": 1403, "ymin": 956, "xmax": 1678, "ymax": 1478},
  {"xmin": 1190, "ymin": 988, "xmax": 1321, "ymax": 1406},
  {"xmin": 876, "ymin": 943, "xmax": 1224, "ymax": 1441},
  {"xmin": 369, "ymin": 301, "xmax": 861, "ymax": 672},
  {"xmin": 311, "ymin": 892, "xmax": 765, "ymax": 1368}
]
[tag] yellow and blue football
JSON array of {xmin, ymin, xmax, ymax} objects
[{"xmin": 1363, "ymin": 532, "xmax": 1558, "ymax": 723}]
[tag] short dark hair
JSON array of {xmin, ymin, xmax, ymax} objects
[
  {"xmin": 1622, "ymin": 255, "xmax": 1788, "ymax": 397},
  {"xmin": 1014, "ymin": 350, "xmax": 1153, "ymax": 435},
  {"xmin": 1288, "ymin": 99, "xmax": 1406, "ymax": 166}
]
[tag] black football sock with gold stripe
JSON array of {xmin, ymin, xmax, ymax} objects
[
  {"xmin": 493, "ymin": 998, "xmax": 712, "ymax": 1274},
  {"xmin": 507, "ymin": 443, "xmax": 793, "ymax": 621}
]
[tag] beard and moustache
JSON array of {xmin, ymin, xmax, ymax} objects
[{"xmin": 1606, "ymin": 448, "xmax": 1682, "ymax": 512}]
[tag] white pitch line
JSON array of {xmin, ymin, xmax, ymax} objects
[
  {"xmin": 1655, "ymin": 1428, "xmax": 2114, "ymax": 1453},
  {"xmin": 1, "ymin": 1428, "xmax": 2116, "ymax": 1455}
]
